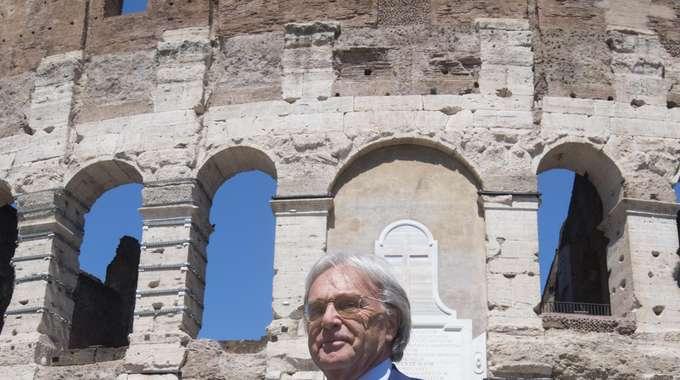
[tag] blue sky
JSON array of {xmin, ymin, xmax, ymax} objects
[{"xmin": 121, "ymin": 0, "xmax": 147, "ymax": 14}]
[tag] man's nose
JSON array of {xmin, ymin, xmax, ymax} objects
[{"xmin": 321, "ymin": 302, "xmax": 342, "ymax": 328}]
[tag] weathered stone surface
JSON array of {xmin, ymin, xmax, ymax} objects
[{"xmin": 182, "ymin": 339, "xmax": 267, "ymax": 380}]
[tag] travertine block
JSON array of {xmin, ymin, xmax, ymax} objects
[{"xmin": 353, "ymin": 95, "xmax": 423, "ymax": 112}]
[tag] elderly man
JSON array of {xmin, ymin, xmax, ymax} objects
[{"xmin": 304, "ymin": 252, "xmax": 421, "ymax": 380}]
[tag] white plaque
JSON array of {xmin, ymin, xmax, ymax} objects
[{"xmin": 375, "ymin": 220, "xmax": 487, "ymax": 380}]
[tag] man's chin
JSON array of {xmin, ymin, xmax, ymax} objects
[{"xmin": 315, "ymin": 345, "xmax": 355, "ymax": 370}]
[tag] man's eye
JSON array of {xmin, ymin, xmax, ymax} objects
[
  {"xmin": 307, "ymin": 303, "xmax": 326, "ymax": 318},
  {"xmin": 336, "ymin": 298, "xmax": 362, "ymax": 311}
]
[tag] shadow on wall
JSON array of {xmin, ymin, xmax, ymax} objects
[
  {"xmin": 675, "ymin": 209, "xmax": 680, "ymax": 288},
  {"xmin": 0, "ymin": 205, "xmax": 18, "ymax": 335},
  {"xmin": 674, "ymin": 184, "xmax": 679, "ymax": 287},
  {"xmin": 70, "ymin": 236, "xmax": 140, "ymax": 348}
]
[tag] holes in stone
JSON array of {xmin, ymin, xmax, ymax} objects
[
  {"xmin": 607, "ymin": 96, "xmax": 614, "ymax": 101},
  {"xmin": 430, "ymin": 88, "xmax": 437, "ymax": 95},
  {"xmin": 668, "ymin": 101, "xmax": 678, "ymax": 109},
  {"xmin": 473, "ymin": 82, "xmax": 479, "ymax": 88},
  {"xmin": 335, "ymin": 93, "xmax": 340, "ymax": 97},
  {"xmin": 652, "ymin": 305, "xmax": 665, "ymax": 316},
  {"xmin": 364, "ymin": 68, "xmax": 372, "ymax": 76},
  {"xmin": 651, "ymin": 250, "xmax": 660, "ymax": 258},
  {"xmin": 630, "ymin": 99, "xmax": 645, "ymax": 108},
  {"xmin": 619, "ymin": 279, "xmax": 626, "ymax": 289},
  {"xmin": 618, "ymin": 255, "xmax": 624, "ymax": 263},
  {"xmin": 569, "ymin": 92, "xmax": 576, "ymax": 98},
  {"xmin": 441, "ymin": 68, "xmax": 449, "ymax": 75},
  {"xmin": 648, "ymin": 271, "xmax": 654, "ymax": 278},
  {"xmin": 21, "ymin": 124, "xmax": 35, "ymax": 136}
]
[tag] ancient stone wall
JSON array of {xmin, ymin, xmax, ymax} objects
[{"xmin": 0, "ymin": 1, "xmax": 679, "ymax": 379}]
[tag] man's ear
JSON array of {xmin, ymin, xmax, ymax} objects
[{"xmin": 385, "ymin": 311, "xmax": 399, "ymax": 342}]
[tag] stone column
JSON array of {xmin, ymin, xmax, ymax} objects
[
  {"xmin": 281, "ymin": 22, "xmax": 339, "ymax": 101},
  {"xmin": 0, "ymin": 189, "xmax": 86, "ymax": 367},
  {"xmin": 124, "ymin": 179, "xmax": 211, "ymax": 375},
  {"xmin": 265, "ymin": 196, "xmax": 333, "ymax": 380},
  {"xmin": 481, "ymin": 192, "xmax": 542, "ymax": 331},
  {"xmin": 601, "ymin": 198, "xmax": 680, "ymax": 333}
]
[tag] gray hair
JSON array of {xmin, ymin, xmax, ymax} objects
[{"xmin": 303, "ymin": 252, "xmax": 411, "ymax": 362}]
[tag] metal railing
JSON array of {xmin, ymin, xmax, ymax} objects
[{"xmin": 541, "ymin": 301, "xmax": 611, "ymax": 316}]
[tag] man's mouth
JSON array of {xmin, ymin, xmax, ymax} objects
[
  {"xmin": 321, "ymin": 339, "xmax": 347, "ymax": 350},
  {"xmin": 320, "ymin": 336, "xmax": 349, "ymax": 348}
]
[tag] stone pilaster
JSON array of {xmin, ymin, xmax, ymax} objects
[
  {"xmin": 601, "ymin": 198, "xmax": 680, "ymax": 333},
  {"xmin": 153, "ymin": 27, "xmax": 211, "ymax": 113},
  {"xmin": 481, "ymin": 192, "xmax": 542, "ymax": 331},
  {"xmin": 281, "ymin": 22, "xmax": 340, "ymax": 101},
  {"xmin": 476, "ymin": 18, "xmax": 533, "ymax": 98},
  {"xmin": 0, "ymin": 189, "xmax": 85, "ymax": 366},
  {"xmin": 124, "ymin": 179, "xmax": 211, "ymax": 375},
  {"xmin": 265, "ymin": 196, "xmax": 332, "ymax": 380}
]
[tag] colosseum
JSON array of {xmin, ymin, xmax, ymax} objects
[{"xmin": 0, "ymin": 0, "xmax": 679, "ymax": 379}]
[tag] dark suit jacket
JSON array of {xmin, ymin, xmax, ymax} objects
[{"xmin": 389, "ymin": 364, "xmax": 423, "ymax": 380}]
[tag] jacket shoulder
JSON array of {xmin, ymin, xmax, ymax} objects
[{"xmin": 390, "ymin": 365, "xmax": 424, "ymax": 380}]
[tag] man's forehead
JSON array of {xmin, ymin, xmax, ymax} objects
[{"xmin": 309, "ymin": 265, "xmax": 378, "ymax": 298}]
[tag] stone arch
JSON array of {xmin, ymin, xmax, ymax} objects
[
  {"xmin": 65, "ymin": 159, "xmax": 144, "ymax": 210},
  {"xmin": 64, "ymin": 159, "xmax": 143, "ymax": 348},
  {"xmin": 195, "ymin": 145, "xmax": 277, "ymax": 338},
  {"xmin": 536, "ymin": 142, "xmax": 622, "ymax": 316},
  {"xmin": 536, "ymin": 142, "xmax": 623, "ymax": 214},
  {"xmin": 197, "ymin": 146, "xmax": 277, "ymax": 201},
  {"xmin": 327, "ymin": 142, "xmax": 488, "ymax": 335},
  {"xmin": 0, "ymin": 180, "xmax": 16, "ymax": 335},
  {"xmin": 329, "ymin": 138, "xmax": 483, "ymax": 194}
]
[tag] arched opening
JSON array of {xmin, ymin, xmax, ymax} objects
[
  {"xmin": 0, "ymin": 182, "xmax": 16, "ymax": 335},
  {"xmin": 197, "ymin": 147, "xmax": 277, "ymax": 339},
  {"xmin": 65, "ymin": 160, "xmax": 143, "ymax": 348},
  {"xmin": 327, "ymin": 143, "xmax": 487, "ymax": 336},
  {"xmin": 537, "ymin": 143, "xmax": 623, "ymax": 316}
]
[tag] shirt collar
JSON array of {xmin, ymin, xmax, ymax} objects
[{"xmin": 358, "ymin": 358, "xmax": 392, "ymax": 380}]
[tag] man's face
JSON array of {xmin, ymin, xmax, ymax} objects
[{"xmin": 306, "ymin": 265, "xmax": 397, "ymax": 379}]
